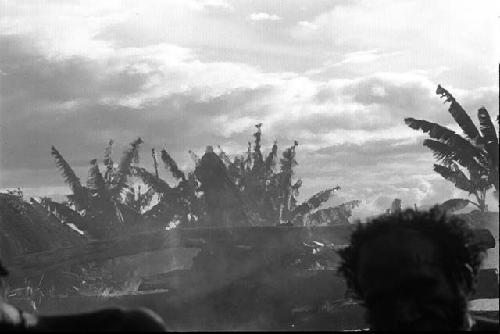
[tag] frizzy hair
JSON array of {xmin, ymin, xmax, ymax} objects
[{"xmin": 337, "ymin": 207, "xmax": 485, "ymax": 299}]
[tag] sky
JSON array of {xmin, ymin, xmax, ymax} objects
[{"xmin": 0, "ymin": 0, "xmax": 499, "ymax": 220}]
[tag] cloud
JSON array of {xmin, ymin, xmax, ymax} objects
[
  {"xmin": 293, "ymin": 138, "xmax": 491, "ymax": 220},
  {"xmin": 314, "ymin": 139, "xmax": 429, "ymax": 163},
  {"xmin": 291, "ymin": 0, "xmax": 498, "ymax": 52},
  {"xmin": 297, "ymin": 21, "xmax": 319, "ymax": 30},
  {"xmin": 345, "ymin": 74, "xmax": 436, "ymax": 119},
  {"xmin": 3, "ymin": 31, "xmax": 494, "ymax": 185},
  {"xmin": 336, "ymin": 49, "xmax": 382, "ymax": 65},
  {"xmin": 1, "ymin": 0, "xmax": 498, "ymax": 219},
  {"xmin": 249, "ymin": 12, "xmax": 281, "ymax": 21},
  {"xmin": 0, "ymin": 32, "xmax": 287, "ymax": 108},
  {"xmin": 189, "ymin": 0, "xmax": 234, "ymax": 12},
  {"xmin": 290, "ymin": 0, "xmax": 498, "ymax": 89},
  {"xmin": 0, "ymin": 0, "xmax": 129, "ymax": 59}
]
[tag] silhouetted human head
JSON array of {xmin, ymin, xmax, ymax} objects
[{"xmin": 338, "ymin": 208, "xmax": 484, "ymax": 331}]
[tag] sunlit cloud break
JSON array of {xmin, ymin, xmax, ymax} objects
[{"xmin": 249, "ymin": 12, "xmax": 281, "ymax": 21}]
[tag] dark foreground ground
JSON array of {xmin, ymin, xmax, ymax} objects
[
  {"xmin": 3, "ymin": 210, "xmax": 498, "ymax": 331},
  {"xmin": 8, "ymin": 291, "xmax": 498, "ymax": 331}
]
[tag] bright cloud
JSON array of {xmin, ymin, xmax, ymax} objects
[
  {"xmin": 249, "ymin": 12, "xmax": 281, "ymax": 21},
  {"xmin": 297, "ymin": 21, "xmax": 319, "ymax": 30},
  {"xmin": 1, "ymin": 0, "xmax": 498, "ymax": 218},
  {"xmin": 189, "ymin": 0, "xmax": 234, "ymax": 12},
  {"xmin": 291, "ymin": 0, "xmax": 498, "ymax": 86}
]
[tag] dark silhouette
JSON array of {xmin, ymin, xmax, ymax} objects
[
  {"xmin": 0, "ymin": 304, "xmax": 167, "ymax": 332},
  {"xmin": 405, "ymin": 85, "xmax": 499, "ymax": 210},
  {"xmin": 0, "ymin": 260, "xmax": 167, "ymax": 332},
  {"xmin": 195, "ymin": 145, "xmax": 252, "ymax": 226},
  {"xmin": 0, "ymin": 261, "xmax": 7, "ymax": 277},
  {"xmin": 337, "ymin": 208, "xmax": 498, "ymax": 331}
]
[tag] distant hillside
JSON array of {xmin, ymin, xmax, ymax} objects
[{"xmin": 0, "ymin": 193, "xmax": 87, "ymax": 262}]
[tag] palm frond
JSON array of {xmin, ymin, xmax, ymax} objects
[
  {"xmin": 405, "ymin": 118, "xmax": 459, "ymax": 143},
  {"xmin": 307, "ymin": 200, "xmax": 360, "ymax": 225},
  {"xmin": 433, "ymin": 164, "xmax": 474, "ymax": 194},
  {"xmin": 423, "ymin": 139, "xmax": 486, "ymax": 173},
  {"xmin": 39, "ymin": 197, "xmax": 89, "ymax": 232},
  {"xmin": 161, "ymin": 149, "xmax": 185, "ymax": 180},
  {"xmin": 278, "ymin": 142, "xmax": 299, "ymax": 219},
  {"xmin": 112, "ymin": 137, "xmax": 143, "ymax": 196},
  {"xmin": 290, "ymin": 186, "xmax": 340, "ymax": 219},
  {"xmin": 291, "ymin": 179, "xmax": 302, "ymax": 198},
  {"xmin": 130, "ymin": 166, "xmax": 173, "ymax": 197},
  {"xmin": 245, "ymin": 141, "xmax": 253, "ymax": 171},
  {"xmin": 103, "ymin": 139, "xmax": 114, "ymax": 182},
  {"xmin": 405, "ymin": 118, "xmax": 484, "ymax": 161},
  {"xmin": 252, "ymin": 124, "xmax": 264, "ymax": 170},
  {"xmin": 478, "ymin": 107, "xmax": 499, "ymax": 186},
  {"xmin": 438, "ymin": 198, "xmax": 471, "ymax": 213},
  {"xmin": 51, "ymin": 146, "xmax": 82, "ymax": 192},
  {"xmin": 265, "ymin": 140, "xmax": 278, "ymax": 173},
  {"xmin": 51, "ymin": 146, "xmax": 88, "ymax": 207},
  {"xmin": 151, "ymin": 148, "xmax": 159, "ymax": 178},
  {"xmin": 423, "ymin": 139, "xmax": 455, "ymax": 164},
  {"xmin": 305, "ymin": 186, "xmax": 341, "ymax": 209},
  {"xmin": 87, "ymin": 159, "xmax": 106, "ymax": 198},
  {"xmin": 280, "ymin": 142, "xmax": 298, "ymax": 174},
  {"xmin": 436, "ymin": 85, "xmax": 481, "ymax": 141}
]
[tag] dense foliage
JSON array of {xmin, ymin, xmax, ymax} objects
[
  {"xmin": 405, "ymin": 85, "xmax": 499, "ymax": 212},
  {"xmin": 49, "ymin": 138, "xmax": 145, "ymax": 238},
  {"xmin": 47, "ymin": 124, "xmax": 359, "ymax": 238}
]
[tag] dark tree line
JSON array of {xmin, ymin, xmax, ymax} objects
[{"xmin": 46, "ymin": 124, "xmax": 359, "ymax": 239}]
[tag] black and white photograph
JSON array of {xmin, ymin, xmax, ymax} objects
[{"xmin": 0, "ymin": 0, "xmax": 498, "ymax": 331}]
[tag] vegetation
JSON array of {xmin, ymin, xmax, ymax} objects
[
  {"xmin": 46, "ymin": 124, "xmax": 359, "ymax": 238},
  {"xmin": 437, "ymin": 198, "xmax": 472, "ymax": 213},
  {"xmin": 49, "ymin": 138, "xmax": 146, "ymax": 238},
  {"xmin": 205, "ymin": 124, "xmax": 360, "ymax": 226},
  {"xmin": 2, "ymin": 124, "xmax": 360, "ymax": 302},
  {"xmin": 131, "ymin": 148, "xmax": 206, "ymax": 227},
  {"xmin": 405, "ymin": 85, "xmax": 499, "ymax": 212}
]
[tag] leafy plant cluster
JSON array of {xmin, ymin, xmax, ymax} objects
[
  {"xmin": 46, "ymin": 124, "xmax": 359, "ymax": 239},
  {"xmin": 405, "ymin": 85, "xmax": 499, "ymax": 212}
]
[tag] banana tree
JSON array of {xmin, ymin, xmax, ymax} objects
[
  {"xmin": 132, "ymin": 148, "xmax": 206, "ymax": 226},
  {"xmin": 213, "ymin": 124, "xmax": 359, "ymax": 226},
  {"xmin": 51, "ymin": 138, "xmax": 145, "ymax": 238},
  {"xmin": 405, "ymin": 85, "xmax": 499, "ymax": 212}
]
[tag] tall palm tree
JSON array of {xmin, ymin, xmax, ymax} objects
[{"xmin": 405, "ymin": 85, "xmax": 499, "ymax": 211}]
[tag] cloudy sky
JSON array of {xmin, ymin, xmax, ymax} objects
[{"xmin": 0, "ymin": 0, "xmax": 498, "ymax": 219}]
